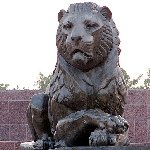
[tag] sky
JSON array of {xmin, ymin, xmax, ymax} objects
[{"xmin": 0, "ymin": 0, "xmax": 150, "ymax": 89}]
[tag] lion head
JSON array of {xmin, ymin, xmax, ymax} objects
[{"xmin": 56, "ymin": 2, "xmax": 120, "ymax": 71}]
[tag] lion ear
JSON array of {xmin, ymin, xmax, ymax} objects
[
  {"xmin": 100, "ymin": 6, "xmax": 112, "ymax": 21},
  {"xmin": 58, "ymin": 9, "xmax": 66, "ymax": 22}
]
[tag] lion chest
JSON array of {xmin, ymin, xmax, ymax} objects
[
  {"xmin": 49, "ymin": 67, "xmax": 117, "ymax": 112},
  {"xmin": 49, "ymin": 72, "xmax": 91, "ymax": 111}
]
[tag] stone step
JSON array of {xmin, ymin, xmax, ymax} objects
[{"xmin": 20, "ymin": 142, "xmax": 150, "ymax": 150}]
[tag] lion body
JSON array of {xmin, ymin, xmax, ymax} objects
[
  {"xmin": 46, "ymin": 54, "xmax": 127, "ymax": 131},
  {"xmin": 45, "ymin": 2, "xmax": 127, "ymax": 131},
  {"xmin": 27, "ymin": 2, "xmax": 128, "ymax": 148}
]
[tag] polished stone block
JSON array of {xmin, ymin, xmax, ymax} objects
[{"xmin": 20, "ymin": 142, "xmax": 150, "ymax": 150}]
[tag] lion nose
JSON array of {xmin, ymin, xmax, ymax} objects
[{"xmin": 71, "ymin": 36, "xmax": 82, "ymax": 42}]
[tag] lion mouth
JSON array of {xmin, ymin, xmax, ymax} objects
[
  {"xmin": 72, "ymin": 49, "xmax": 92, "ymax": 58},
  {"xmin": 71, "ymin": 49, "xmax": 92, "ymax": 64}
]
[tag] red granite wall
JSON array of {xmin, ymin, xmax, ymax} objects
[
  {"xmin": 0, "ymin": 89, "xmax": 149, "ymax": 150},
  {"xmin": 0, "ymin": 90, "xmax": 40, "ymax": 150}
]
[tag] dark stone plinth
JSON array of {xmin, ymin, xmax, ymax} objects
[
  {"xmin": 55, "ymin": 146, "xmax": 150, "ymax": 150},
  {"xmin": 20, "ymin": 142, "xmax": 150, "ymax": 150}
]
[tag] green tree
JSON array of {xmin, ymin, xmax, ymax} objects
[
  {"xmin": 121, "ymin": 68, "xmax": 143, "ymax": 89},
  {"xmin": 142, "ymin": 68, "xmax": 150, "ymax": 89},
  {"xmin": 35, "ymin": 72, "xmax": 52, "ymax": 91},
  {"xmin": 0, "ymin": 83, "xmax": 10, "ymax": 90}
]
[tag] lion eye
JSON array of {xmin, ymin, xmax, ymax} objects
[
  {"xmin": 85, "ymin": 23, "xmax": 99, "ymax": 29},
  {"xmin": 63, "ymin": 22, "xmax": 73, "ymax": 30}
]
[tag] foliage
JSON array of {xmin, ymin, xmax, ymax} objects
[
  {"xmin": 0, "ymin": 83, "xmax": 10, "ymax": 90},
  {"xmin": 121, "ymin": 68, "xmax": 150, "ymax": 89},
  {"xmin": 142, "ymin": 68, "xmax": 150, "ymax": 89},
  {"xmin": 121, "ymin": 68, "xmax": 143, "ymax": 89},
  {"xmin": 1, "ymin": 67, "xmax": 150, "ymax": 90},
  {"xmin": 35, "ymin": 72, "xmax": 52, "ymax": 91},
  {"xmin": 35, "ymin": 68, "xmax": 144, "ymax": 91},
  {"xmin": 35, "ymin": 68, "xmax": 150, "ymax": 91},
  {"xmin": 1, "ymin": 68, "xmax": 150, "ymax": 90}
]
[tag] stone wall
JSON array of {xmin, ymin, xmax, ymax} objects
[{"xmin": 0, "ymin": 89, "xmax": 150, "ymax": 150}]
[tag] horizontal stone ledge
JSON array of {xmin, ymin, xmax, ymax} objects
[
  {"xmin": 20, "ymin": 142, "xmax": 150, "ymax": 150},
  {"xmin": 55, "ymin": 146, "xmax": 150, "ymax": 150}
]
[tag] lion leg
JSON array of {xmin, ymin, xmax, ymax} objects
[
  {"xmin": 27, "ymin": 103, "xmax": 38, "ymax": 141},
  {"xmin": 27, "ymin": 93, "xmax": 54, "ymax": 149}
]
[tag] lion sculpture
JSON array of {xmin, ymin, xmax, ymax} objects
[{"xmin": 26, "ymin": 2, "xmax": 129, "ymax": 149}]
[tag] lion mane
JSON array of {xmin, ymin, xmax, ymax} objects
[{"xmin": 56, "ymin": 2, "xmax": 121, "ymax": 70}]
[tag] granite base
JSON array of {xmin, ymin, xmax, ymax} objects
[{"xmin": 20, "ymin": 142, "xmax": 150, "ymax": 150}]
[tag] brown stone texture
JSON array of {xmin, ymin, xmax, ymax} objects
[{"xmin": 0, "ymin": 89, "xmax": 150, "ymax": 149}]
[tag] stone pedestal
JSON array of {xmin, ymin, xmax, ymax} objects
[
  {"xmin": 20, "ymin": 142, "xmax": 150, "ymax": 150},
  {"xmin": 20, "ymin": 142, "xmax": 34, "ymax": 150}
]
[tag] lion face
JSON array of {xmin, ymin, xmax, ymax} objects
[{"xmin": 56, "ymin": 3, "xmax": 113, "ymax": 71}]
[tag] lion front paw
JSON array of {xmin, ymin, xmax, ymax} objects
[
  {"xmin": 89, "ymin": 128, "xmax": 129, "ymax": 146},
  {"xmin": 89, "ymin": 129, "xmax": 117, "ymax": 146},
  {"xmin": 105, "ymin": 115, "xmax": 129, "ymax": 134},
  {"xmin": 89, "ymin": 114, "xmax": 129, "ymax": 146}
]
